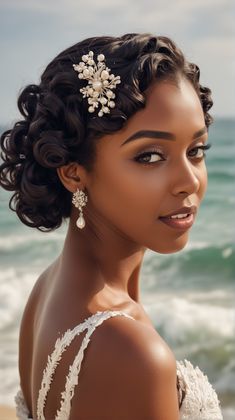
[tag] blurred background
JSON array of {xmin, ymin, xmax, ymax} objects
[{"xmin": 0, "ymin": 0, "xmax": 234, "ymax": 419}]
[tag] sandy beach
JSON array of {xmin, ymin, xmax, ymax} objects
[{"xmin": 0, "ymin": 406, "xmax": 16, "ymax": 420}]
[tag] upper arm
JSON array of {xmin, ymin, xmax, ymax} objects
[{"xmin": 70, "ymin": 316, "xmax": 180, "ymax": 420}]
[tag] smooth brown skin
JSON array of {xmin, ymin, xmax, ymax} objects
[{"xmin": 19, "ymin": 76, "xmax": 208, "ymax": 419}]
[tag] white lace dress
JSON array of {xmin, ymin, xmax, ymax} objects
[{"xmin": 15, "ymin": 310, "xmax": 223, "ymax": 419}]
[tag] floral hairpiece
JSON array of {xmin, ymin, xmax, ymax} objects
[{"xmin": 72, "ymin": 50, "xmax": 121, "ymax": 117}]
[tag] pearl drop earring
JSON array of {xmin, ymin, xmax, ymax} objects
[{"xmin": 72, "ymin": 188, "xmax": 88, "ymax": 229}]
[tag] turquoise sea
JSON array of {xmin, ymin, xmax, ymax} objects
[{"xmin": 0, "ymin": 118, "xmax": 234, "ymax": 419}]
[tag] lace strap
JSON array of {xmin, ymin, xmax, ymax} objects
[
  {"xmin": 37, "ymin": 310, "xmax": 134, "ymax": 420},
  {"xmin": 55, "ymin": 310, "xmax": 135, "ymax": 420},
  {"xmin": 176, "ymin": 359, "xmax": 223, "ymax": 419},
  {"xmin": 37, "ymin": 314, "xmax": 96, "ymax": 419}
]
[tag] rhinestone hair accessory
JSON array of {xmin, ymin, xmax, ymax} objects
[{"xmin": 72, "ymin": 50, "xmax": 121, "ymax": 117}]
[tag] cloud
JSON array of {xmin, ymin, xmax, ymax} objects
[{"xmin": 1, "ymin": 0, "xmax": 233, "ymax": 31}]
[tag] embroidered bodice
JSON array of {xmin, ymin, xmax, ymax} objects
[{"xmin": 15, "ymin": 310, "xmax": 223, "ymax": 419}]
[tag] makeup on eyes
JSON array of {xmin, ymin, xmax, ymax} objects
[{"xmin": 133, "ymin": 143, "xmax": 212, "ymax": 165}]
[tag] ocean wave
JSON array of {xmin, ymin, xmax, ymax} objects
[
  {"xmin": 143, "ymin": 294, "xmax": 234, "ymax": 342},
  {"xmin": 0, "ymin": 268, "xmax": 36, "ymax": 332},
  {"xmin": 0, "ymin": 230, "xmax": 66, "ymax": 252},
  {"xmin": 177, "ymin": 243, "xmax": 234, "ymax": 273},
  {"xmin": 143, "ymin": 293, "xmax": 235, "ymax": 406},
  {"xmin": 144, "ymin": 241, "xmax": 235, "ymax": 292}
]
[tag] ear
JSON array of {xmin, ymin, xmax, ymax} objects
[{"xmin": 56, "ymin": 162, "xmax": 88, "ymax": 193}]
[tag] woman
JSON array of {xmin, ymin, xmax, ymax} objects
[{"xmin": 0, "ymin": 33, "xmax": 223, "ymax": 419}]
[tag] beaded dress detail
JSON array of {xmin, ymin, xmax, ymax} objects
[{"xmin": 15, "ymin": 310, "xmax": 223, "ymax": 419}]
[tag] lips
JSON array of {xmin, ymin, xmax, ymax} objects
[
  {"xmin": 158, "ymin": 205, "xmax": 197, "ymax": 230},
  {"xmin": 159, "ymin": 213, "xmax": 195, "ymax": 230},
  {"xmin": 160, "ymin": 205, "xmax": 197, "ymax": 218}
]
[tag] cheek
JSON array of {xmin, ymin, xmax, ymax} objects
[{"xmin": 90, "ymin": 158, "xmax": 167, "ymax": 227}]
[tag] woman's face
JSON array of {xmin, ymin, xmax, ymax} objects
[{"xmin": 86, "ymin": 76, "xmax": 208, "ymax": 254}]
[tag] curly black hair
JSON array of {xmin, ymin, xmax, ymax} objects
[{"xmin": 0, "ymin": 32, "xmax": 213, "ymax": 232}]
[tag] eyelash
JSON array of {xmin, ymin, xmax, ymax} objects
[{"xmin": 134, "ymin": 143, "xmax": 212, "ymax": 165}]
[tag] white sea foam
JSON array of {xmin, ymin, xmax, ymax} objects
[
  {"xmin": 143, "ymin": 292, "xmax": 234, "ymax": 340},
  {"xmin": 0, "ymin": 268, "xmax": 38, "ymax": 330},
  {"xmin": 0, "ymin": 229, "xmax": 66, "ymax": 251},
  {"xmin": 0, "ymin": 268, "xmax": 39, "ymax": 405},
  {"xmin": 222, "ymin": 247, "xmax": 233, "ymax": 258}
]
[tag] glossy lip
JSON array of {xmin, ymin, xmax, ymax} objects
[
  {"xmin": 160, "ymin": 205, "xmax": 197, "ymax": 218},
  {"xmin": 159, "ymin": 213, "xmax": 195, "ymax": 230}
]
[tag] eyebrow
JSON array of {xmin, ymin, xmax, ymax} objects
[{"xmin": 121, "ymin": 126, "xmax": 208, "ymax": 146}]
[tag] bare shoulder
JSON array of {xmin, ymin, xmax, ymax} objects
[
  {"xmin": 18, "ymin": 258, "xmax": 58, "ymax": 408},
  {"xmin": 19, "ymin": 257, "xmax": 59, "ymax": 366},
  {"xmin": 70, "ymin": 314, "xmax": 180, "ymax": 420},
  {"xmin": 19, "ymin": 257, "xmax": 58, "ymax": 329}
]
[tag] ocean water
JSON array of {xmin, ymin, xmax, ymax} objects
[{"xmin": 0, "ymin": 118, "xmax": 234, "ymax": 419}]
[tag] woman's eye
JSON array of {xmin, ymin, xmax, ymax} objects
[
  {"xmin": 188, "ymin": 144, "xmax": 212, "ymax": 159},
  {"xmin": 134, "ymin": 151, "xmax": 164, "ymax": 165},
  {"xmin": 134, "ymin": 144, "xmax": 212, "ymax": 165}
]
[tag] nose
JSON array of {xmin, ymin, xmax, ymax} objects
[{"xmin": 171, "ymin": 157, "xmax": 200, "ymax": 196}]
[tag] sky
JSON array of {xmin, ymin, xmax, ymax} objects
[{"xmin": 0, "ymin": 0, "xmax": 234, "ymax": 126}]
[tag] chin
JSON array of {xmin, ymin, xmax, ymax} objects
[{"xmin": 149, "ymin": 233, "xmax": 189, "ymax": 254}]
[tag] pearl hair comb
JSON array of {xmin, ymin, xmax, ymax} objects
[{"xmin": 72, "ymin": 50, "xmax": 121, "ymax": 117}]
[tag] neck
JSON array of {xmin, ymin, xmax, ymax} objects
[{"xmin": 58, "ymin": 210, "xmax": 146, "ymax": 306}]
